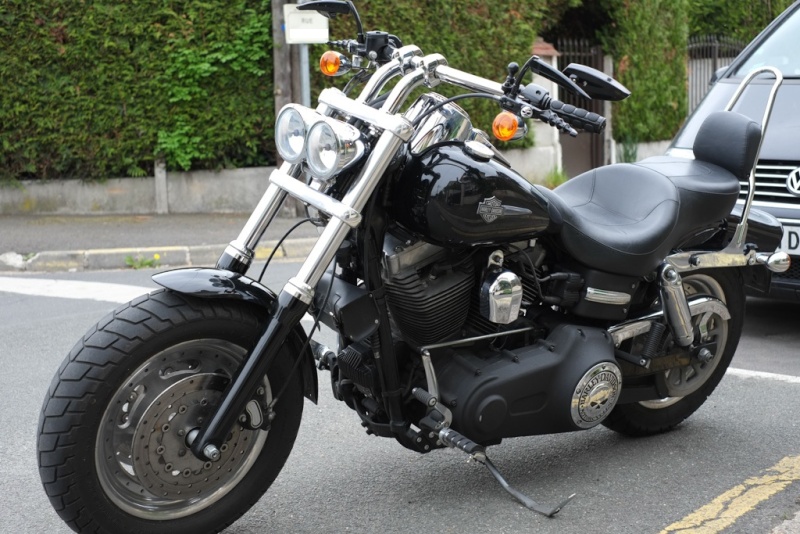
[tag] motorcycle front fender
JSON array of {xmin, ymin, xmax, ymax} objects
[{"xmin": 152, "ymin": 267, "xmax": 318, "ymax": 404}]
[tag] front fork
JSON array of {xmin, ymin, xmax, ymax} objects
[{"xmin": 192, "ymin": 131, "xmax": 407, "ymax": 460}]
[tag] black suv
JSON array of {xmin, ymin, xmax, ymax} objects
[{"xmin": 668, "ymin": 0, "xmax": 800, "ymax": 299}]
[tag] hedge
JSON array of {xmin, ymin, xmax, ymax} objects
[
  {"xmin": 598, "ymin": 0, "xmax": 689, "ymax": 143},
  {"xmin": 688, "ymin": 0, "xmax": 795, "ymax": 42},
  {"xmin": 0, "ymin": 1, "xmax": 274, "ymax": 181},
  {"xmin": 312, "ymin": 0, "xmax": 581, "ymax": 146},
  {"xmin": 3, "ymin": 0, "xmax": 792, "ymax": 180}
]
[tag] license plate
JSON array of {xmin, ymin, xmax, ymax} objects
[{"xmin": 781, "ymin": 225, "xmax": 800, "ymax": 254}]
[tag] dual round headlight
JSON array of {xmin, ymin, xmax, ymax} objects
[
  {"xmin": 275, "ymin": 105, "xmax": 365, "ymax": 181},
  {"xmin": 275, "ymin": 107, "xmax": 309, "ymax": 164}
]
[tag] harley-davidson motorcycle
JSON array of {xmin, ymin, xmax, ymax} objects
[{"xmin": 38, "ymin": 1, "xmax": 791, "ymax": 532}]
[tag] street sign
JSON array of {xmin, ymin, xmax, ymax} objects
[{"xmin": 284, "ymin": 4, "xmax": 329, "ymax": 44}]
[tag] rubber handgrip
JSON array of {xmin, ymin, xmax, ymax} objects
[{"xmin": 550, "ymin": 100, "xmax": 606, "ymax": 134}]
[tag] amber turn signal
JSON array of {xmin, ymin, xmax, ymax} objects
[
  {"xmin": 492, "ymin": 112, "xmax": 519, "ymax": 142},
  {"xmin": 320, "ymin": 51, "xmax": 342, "ymax": 76}
]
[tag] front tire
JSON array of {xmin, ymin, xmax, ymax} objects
[
  {"xmin": 37, "ymin": 290, "xmax": 304, "ymax": 533},
  {"xmin": 602, "ymin": 269, "xmax": 744, "ymax": 436}
]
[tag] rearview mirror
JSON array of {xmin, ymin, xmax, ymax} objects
[{"xmin": 562, "ymin": 64, "xmax": 631, "ymax": 101}]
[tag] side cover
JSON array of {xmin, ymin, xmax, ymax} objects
[{"xmin": 152, "ymin": 268, "xmax": 318, "ymax": 403}]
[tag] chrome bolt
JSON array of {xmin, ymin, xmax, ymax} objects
[
  {"xmin": 177, "ymin": 429, "xmax": 185, "ymax": 437},
  {"xmin": 256, "ymin": 387, "xmax": 265, "ymax": 396},
  {"xmin": 203, "ymin": 444, "xmax": 221, "ymax": 461},
  {"xmin": 178, "ymin": 449, "xmax": 186, "ymax": 457}
]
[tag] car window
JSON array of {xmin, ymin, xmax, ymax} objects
[{"xmin": 734, "ymin": 7, "xmax": 800, "ymax": 77}]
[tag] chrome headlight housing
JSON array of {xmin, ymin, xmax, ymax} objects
[
  {"xmin": 305, "ymin": 118, "xmax": 365, "ymax": 181},
  {"xmin": 275, "ymin": 105, "xmax": 317, "ymax": 163}
]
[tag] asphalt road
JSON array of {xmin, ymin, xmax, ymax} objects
[{"xmin": 1, "ymin": 263, "xmax": 800, "ymax": 534}]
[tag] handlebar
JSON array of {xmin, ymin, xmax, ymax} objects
[
  {"xmin": 350, "ymin": 51, "xmax": 606, "ymax": 138},
  {"xmin": 549, "ymin": 100, "xmax": 606, "ymax": 134}
]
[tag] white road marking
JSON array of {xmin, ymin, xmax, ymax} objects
[
  {"xmin": 1, "ymin": 278, "xmax": 797, "ymax": 380},
  {"xmin": 726, "ymin": 367, "xmax": 800, "ymax": 384},
  {"xmin": 0, "ymin": 276, "xmax": 152, "ymax": 303},
  {"xmin": 0, "ymin": 276, "xmax": 318, "ymax": 325}
]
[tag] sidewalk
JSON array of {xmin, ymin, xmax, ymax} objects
[{"xmin": 0, "ymin": 214, "xmax": 320, "ymax": 272}]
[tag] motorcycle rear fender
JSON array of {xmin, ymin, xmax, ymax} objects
[
  {"xmin": 677, "ymin": 207, "xmax": 781, "ymax": 293},
  {"xmin": 152, "ymin": 267, "xmax": 318, "ymax": 404},
  {"xmin": 726, "ymin": 207, "xmax": 782, "ymax": 293},
  {"xmin": 726, "ymin": 205, "xmax": 783, "ymax": 253}
]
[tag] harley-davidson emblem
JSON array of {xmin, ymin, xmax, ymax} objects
[
  {"xmin": 787, "ymin": 167, "xmax": 800, "ymax": 197},
  {"xmin": 477, "ymin": 196, "xmax": 504, "ymax": 223}
]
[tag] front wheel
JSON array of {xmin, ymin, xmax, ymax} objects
[
  {"xmin": 38, "ymin": 290, "xmax": 304, "ymax": 533},
  {"xmin": 602, "ymin": 269, "xmax": 744, "ymax": 436}
]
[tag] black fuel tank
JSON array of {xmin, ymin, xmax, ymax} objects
[{"xmin": 390, "ymin": 143, "xmax": 554, "ymax": 246}]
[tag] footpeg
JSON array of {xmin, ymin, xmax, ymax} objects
[{"xmin": 438, "ymin": 428, "xmax": 575, "ymax": 518}]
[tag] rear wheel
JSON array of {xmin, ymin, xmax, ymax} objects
[
  {"xmin": 602, "ymin": 269, "xmax": 744, "ymax": 436},
  {"xmin": 37, "ymin": 290, "xmax": 304, "ymax": 533}
]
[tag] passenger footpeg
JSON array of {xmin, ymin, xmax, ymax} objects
[{"xmin": 439, "ymin": 428, "xmax": 576, "ymax": 518}]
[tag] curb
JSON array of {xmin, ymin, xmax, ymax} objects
[{"xmin": 0, "ymin": 237, "xmax": 317, "ymax": 273}]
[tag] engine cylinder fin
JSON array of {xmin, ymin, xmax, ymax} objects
[{"xmin": 385, "ymin": 262, "xmax": 474, "ymax": 346}]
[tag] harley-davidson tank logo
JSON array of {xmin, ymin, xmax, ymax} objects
[{"xmin": 477, "ymin": 196, "xmax": 504, "ymax": 223}]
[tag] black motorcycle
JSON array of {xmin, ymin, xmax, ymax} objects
[{"xmin": 37, "ymin": 1, "xmax": 789, "ymax": 532}]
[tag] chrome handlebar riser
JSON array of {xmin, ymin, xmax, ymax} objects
[{"xmin": 357, "ymin": 45, "xmax": 423, "ymax": 104}]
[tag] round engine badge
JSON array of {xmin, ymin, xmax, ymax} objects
[{"xmin": 571, "ymin": 362, "xmax": 622, "ymax": 429}]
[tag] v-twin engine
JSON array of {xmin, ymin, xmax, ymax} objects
[{"xmin": 434, "ymin": 324, "xmax": 622, "ymax": 444}]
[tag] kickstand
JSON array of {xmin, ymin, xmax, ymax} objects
[
  {"xmin": 478, "ymin": 454, "xmax": 576, "ymax": 517},
  {"xmin": 436, "ymin": 427, "xmax": 575, "ymax": 518}
]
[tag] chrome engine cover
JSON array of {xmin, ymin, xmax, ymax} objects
[
  {"xmin": 479, "ymin": 251, "xmax": 523, "ymax": 324},
  {"xmin": 571, "ymin": 362, "xmax": 622, "ymax": 429},
  {"xmin": 480, "ymin": 269, "xmax": 523, "ymax": 324}
]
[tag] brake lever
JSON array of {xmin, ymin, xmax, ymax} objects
[{"xmin": 529, "ymin": 56, "xmax": 590, "ymax": 100}]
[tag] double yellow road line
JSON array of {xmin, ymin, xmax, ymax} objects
[{"xmin": 661, "ymin": 455, "xmax": 800, "ymax": 533}]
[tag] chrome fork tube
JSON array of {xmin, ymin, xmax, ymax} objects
[
  {"xmin": 287, "ymin": 130, "xmax": 407, "ymax": 302},
  {"xmin": 658, "ymin": 263, "xmax": 694, "ymax": 347},
  {"xmin": 217, "ymin": 163, "xmax": 297, "ymax": 273}
]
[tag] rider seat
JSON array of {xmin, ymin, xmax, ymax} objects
[{"xmin": 539, "ymin": 111, "xmax": 761, "ymax": 277}]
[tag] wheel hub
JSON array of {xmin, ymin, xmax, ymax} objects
[
  {"xmin": 96, "ymin": 339, "xmax": 270, "ymax": 520},
  {"xmin": 132, "ymin": 374, "xmax": 256, "ymax": 499}
]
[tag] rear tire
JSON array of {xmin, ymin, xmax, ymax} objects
[
  {"xmin": 37, "ymin": 290, "xmax": 304, "ymax": 533},
  {"xmin": 602, "ymin": 269, "xmax": 744, "ymax": 437}
]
